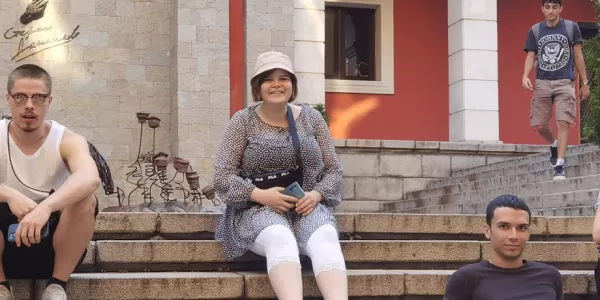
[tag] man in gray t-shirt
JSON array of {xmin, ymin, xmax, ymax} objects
[
  {"xmin": 522, "ymin": 0, "xmax": 589, "ymax": 181},
  {"xmin": 444, "ymin": 195, "xmax": 563, "ymax": 300}
]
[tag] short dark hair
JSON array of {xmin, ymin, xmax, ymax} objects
[
  {"xmin": 542, "ymin": 0, "xmax": 562, "ymax": 6},
  {"xmin": 7, "ymin": 64, "xmax": 52, "ymax": 93},
  {"xmin": 250, "ymin": 69, "xmax": 298, "ymax": 102},
  {"xmin": 485, "ymin": 194, "xmax": 531, "ymax": 225}
]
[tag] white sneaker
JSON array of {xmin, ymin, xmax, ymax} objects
[
  {"xmin": 41, "ymin": 284, "xmax": 67, "ymax": 300},
  {"xmin": 0, "ymin": 285, "xmax": 14, "ymax": 300}
]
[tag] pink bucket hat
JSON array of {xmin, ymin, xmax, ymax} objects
[{"xmin": 250, "ymin": 51, "xmax": 296, "ymax": 83}]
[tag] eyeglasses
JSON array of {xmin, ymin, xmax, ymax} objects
[{"xmin": 9, "ymin": 92, "xmax": 50, "ymax": 106}]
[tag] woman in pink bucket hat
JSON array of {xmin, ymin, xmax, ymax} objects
[{"xmin": 213, "ymin": 51, "xmax": 348, "ymax": 299}]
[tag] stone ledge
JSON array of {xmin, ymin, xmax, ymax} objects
[
  {"xmin": 10, "ymin": 270, "xmax": 592, "ymax": 299},
  {"xmin": 241, "ymin": 270, "xmax": 406, "ymax": 298},
  {"xmin": 89, "ymin": 240, "xmax": 599, "ymax": 268},
  {"xmin": 335, "ymin": 139, "xmax": 549, "ymax": 154},
  {"xmin": 39, "ymin": 272, "xmax": 243, "ymax": 299},
  {"xmin": 92, "ymin": 213, "xmax": 595, "ymax": 238}
]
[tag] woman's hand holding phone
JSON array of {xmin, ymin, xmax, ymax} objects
[
  {"xmin": 251, "ymin": 187, "xmax": 299, "ymax": 214},
  {"xmin": 295, "ymin": 190, "xmax": 322, "ymax": 216}
]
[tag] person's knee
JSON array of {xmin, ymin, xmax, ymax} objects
[
  {"xmin": 305, "ymin": 225, "xmax": 346, "ymax": 276},
  {"xmin": 557, "ymin": 120, "xmax": 570, "ymax": 129},
  {"xmin": 62, "ymin": 194, "xmax": 96, "ymax": 221},
  {"xmin": 534, "ymin": 125, "xmax": 549, "ymax": 132},
  {"xmin": 254, "ymin": 224, "xmax": 300, "ymax": 272}
]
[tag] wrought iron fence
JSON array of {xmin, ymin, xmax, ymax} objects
[{"xmin": 580, "ymin": 65, "xmax": 595, "ymax": 142}]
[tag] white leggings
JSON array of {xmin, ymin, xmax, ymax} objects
[{"xmin": 249, "ymin": 224, "xmax": 347, "ymax": 276}]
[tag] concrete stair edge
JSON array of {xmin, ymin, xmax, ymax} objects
[
  {"xmin": 383, "ymin": 174, "xmax": 600, "ymax": 212},
  {"xmin": 429, "ymin": 147, "xmax": 600, "ymax": 189},
  {"xmin": 7, "ymin": 270, "xmax": 596, "ymax": 299},
  {"xmin": 393, "ymin": 189, "xmax": 600, "ymax": 215},
  {"xmin": 84, "ymin": 240, "xmax": 600, "ymax": 266},
  {"xmin": 407, "ymin": 159, "xmax": 600, "ymax": 201},
  {"xmin": 92, "ymin": 212, "xmax": 595, "ymax": 238},
  {"xmin": 446, "ymin": 143, "xmax": 598, "ymax": 177}
]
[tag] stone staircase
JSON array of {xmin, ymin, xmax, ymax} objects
[
  {"xmin": 7, "ymin": 212, "xmax": 598, "ymax": 299},
  {"xmin": 382, "ymin": 143, "xmax": 600, "ymax": 216}
]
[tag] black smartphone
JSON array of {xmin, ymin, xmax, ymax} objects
[{"xmin": 7, "ymin": 222, "xmax": 50, "ymax": 243}]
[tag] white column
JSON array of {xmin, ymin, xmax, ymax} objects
[
  {"xmin": 294, "ymin": 0, "xmax": 325, "ymax": 105},
  {"xmin": 448, "ymin": 0, "xmax": 499, "ymax": 142}
]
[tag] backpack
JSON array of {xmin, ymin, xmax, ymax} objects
[{"xmin": 532, "ymin": 19, "xmax": 575, "ymax": 45}]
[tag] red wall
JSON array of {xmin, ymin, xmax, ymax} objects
[
  {"xmin": 498, "ymin": 0, "xmax": 596, "ymax": 145},
  {"xmin": 230, "ymin": 0, "xmax": 245, "ymax": 116},
  {"xmin": 325, "ymin": 1, "xmax": 449, "ymax": 140}
]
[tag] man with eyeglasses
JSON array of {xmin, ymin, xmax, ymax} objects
[{"xmin": 0, "ymin": 64, "xmax": 100, "ymax": 300}]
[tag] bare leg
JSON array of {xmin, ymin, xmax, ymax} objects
[
  {"xmin": 52, "ymin": 195, "xmax": 96, "ymax": 281},
  {"xmin": 556, "ymin": 120, "xmax": 569, "ymax": 160},
  {"xmin": 535, "ymin": 125, "xmax": 555, "ymax": 144}
]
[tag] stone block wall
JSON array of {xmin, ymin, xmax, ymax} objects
[
  {"xmin": 244, "ymin": 0, "xmax": 295, "ymax": 106},
  {"xmin": 170, "ymin": 0, "xmax": 230, "ymax": 187},
  {"xmin": 0, "ymin": 0, "xmax": 230, "ymax": 209},
  {"xmin": 333, "ymin": 139, "xmax": 547, "ymax": 212}
]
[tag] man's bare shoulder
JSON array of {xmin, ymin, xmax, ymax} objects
[{"xmin": 59, "ymin": 128, "xmax": 90, "ymax": 158}]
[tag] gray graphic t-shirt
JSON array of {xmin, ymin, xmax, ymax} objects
[{"xmin": 523, "ymin": 19, "xmax": 583, "ymax": 80}]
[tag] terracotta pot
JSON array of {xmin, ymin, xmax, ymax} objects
[
  {"xmin": 147, "ymin": 116, "xmax": 161, "ymax": 128},
  {"xmin": 136, "ymin": 112, "xmax": 149, "ymax": 123},
  {"xmin": 154, "ymin": 157, "xmax": 169, "ymax": 168},
  {"xmin": 202, "ymin": 184, "xmax": 215, "ymax": 199},
  {"xmin": 186, "ymin": 173, "xmax": 200, "ymax": 189},
  {"xmin": 173, "ymin": 158, "xmax": 190, "ymax": 173}
]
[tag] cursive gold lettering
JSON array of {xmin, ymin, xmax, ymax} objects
[
  {"xmin": 10, "ymin": 25, "xmax": 80, "ymax": 62},
  {"xmin": 4, "ymin": 25, "xmax": 52, "ymax": 40}
]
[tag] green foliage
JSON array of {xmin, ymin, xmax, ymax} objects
[
  {"xmin": 582, "ymin": 1, "xmax": 600, "ymax": 145},
  {"xmin": 313, "ymin": 103, "xmax": 330, "ymax": 126}
]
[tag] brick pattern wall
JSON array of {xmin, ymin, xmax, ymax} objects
[
  {"xmin": 173, "ymin": 0, "xmax": 230, "ymax": 189},
  {"xmin": 0, "ymin": 0, "xmax": 229, "ymax": 210},
  {"xmin": 333, "ymin": 140, "xmax": 548, "ymax": 212},
  {"xmin": 244, "ymin": 0, "xmax": 295, "ymax": 106}
]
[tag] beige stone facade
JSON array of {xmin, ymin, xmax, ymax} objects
[
  {"xmin": 0, "ymin": 0, "xmax": 549, "ymax": 212},
  {"xmin": 0, "ymin": 0, "xmax": 229, "ymax": 209}
]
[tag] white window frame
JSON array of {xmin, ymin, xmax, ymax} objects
[{"xmin": 324, "ymin": 0, "xmax": 394, "ymax": 95}]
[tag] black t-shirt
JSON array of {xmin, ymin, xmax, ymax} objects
[{"xmin": 444, "ymin": 260, "xmax": 563, "ymax": 300}]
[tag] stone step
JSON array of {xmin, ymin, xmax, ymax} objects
[
  {"xmin": 9, "ymin": 270, "xmax": 596, "ymax": 299},
  {"xmin": 406, "ymin": 160, "xmax": 600, "ymax": 201},
  {"xmin": 80, "ymin": 240, "xmax": 600, "ymax": 271},
  {"xmin": 445, "ymin": 143, "xmax": 598, "ymax": 178},
  {"xmin": 428, "ymin": 147, "xmax": 600, "ymax": 190},
  {"xmin": 533, "ymin": 205, "xmax": 597, "ymax": 217},
  {"xmin": 92, "ymin": 212, "xmax": 593, "ymax": 241},
  {"xmin": 395, "ymin": 189, "xmax": 599, "ymax": 215},
  {"xmin": 382, "ymin": 174, "xmax": 600, "ymax": 212}
]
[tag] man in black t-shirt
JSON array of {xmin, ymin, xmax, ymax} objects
[{"xmin": 444, "ymin": 195, "xmax": 563, "ymax": 300}]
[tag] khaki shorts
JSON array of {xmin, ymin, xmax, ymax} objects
[{"xmin": 529, "ymin": 79, "xmax": 577, "ymax": 126}]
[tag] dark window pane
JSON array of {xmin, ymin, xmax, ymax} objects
[
  {"xmin": 343, "ymin": 9, "xmax": 374, "ymax": 79},
  {"xmin": 324, "ymin": 6, "xmax": 375, "ymax": 81},
  {"xmin": 325, "ymin": 10, "xmax": 336, "ymax": 78}
]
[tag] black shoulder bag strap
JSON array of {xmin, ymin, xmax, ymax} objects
[{"xmin": 286, "ymin": 105, "xmax": 302, "ymax": 170}]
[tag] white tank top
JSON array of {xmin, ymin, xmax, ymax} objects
[{"xmin": 0, "ymin": 119, "xmax": 70, "ymax": 202}]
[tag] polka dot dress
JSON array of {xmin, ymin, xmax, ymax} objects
[{"xmin": 213, "ymin": 104, "xmax": 343, "ymax": 260}]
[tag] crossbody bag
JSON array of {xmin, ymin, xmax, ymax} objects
[{"xmin": 244, "ymin": 104, "xmax": 304, "ymax": 190}]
